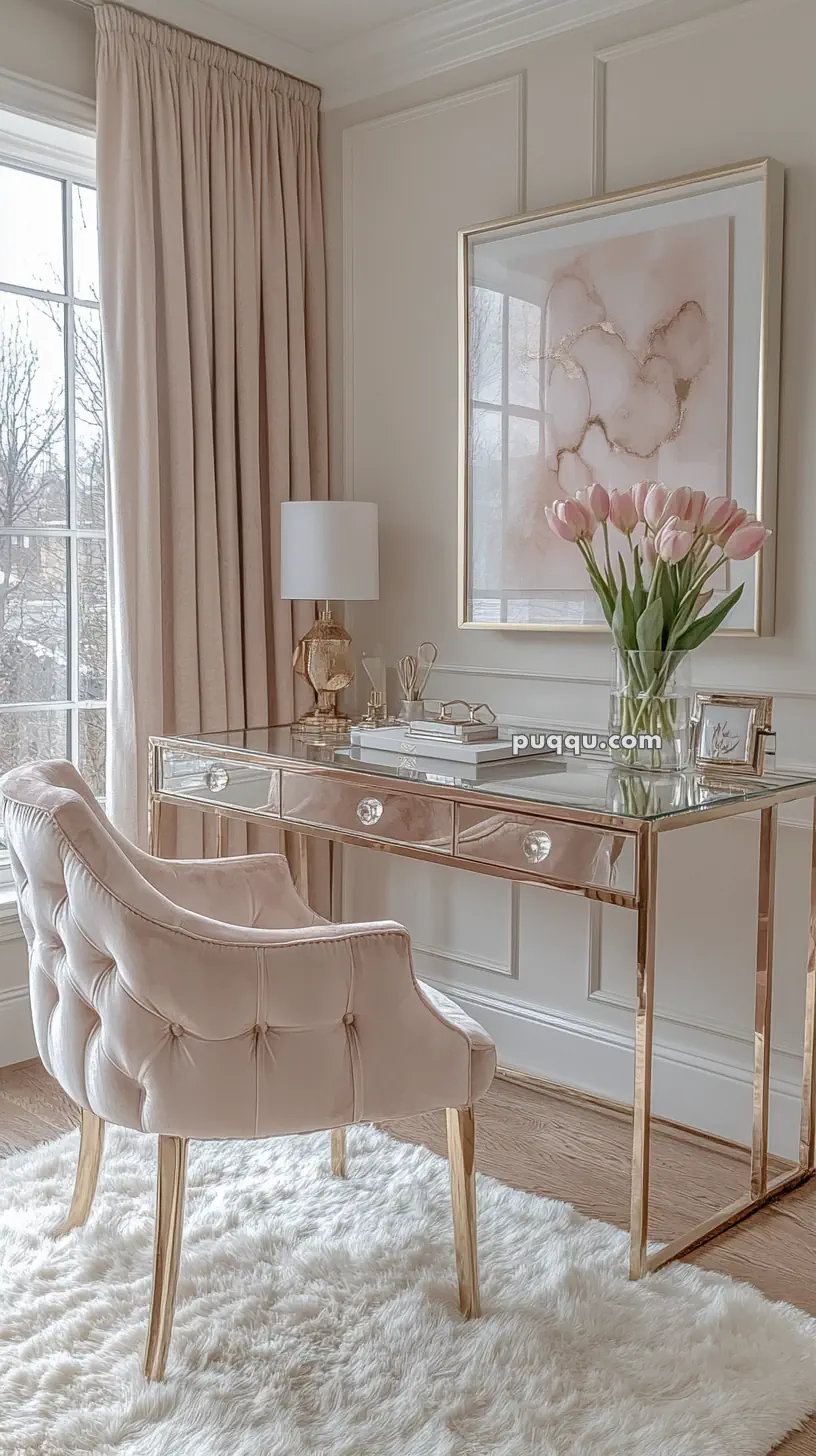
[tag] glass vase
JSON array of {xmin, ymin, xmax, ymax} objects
[{"xmin": 608, "ymin": 649, "xmax": 692, "ymax": 773}]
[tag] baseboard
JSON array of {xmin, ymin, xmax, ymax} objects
[
  {"xmin": 0, "ymin": 986, "xmax": 36, "ymax": 1067},
  {"xmin": 425, "ymin": 978, "xmax": 803, "ymax": 1161}
]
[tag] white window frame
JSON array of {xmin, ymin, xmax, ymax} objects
[{"xmin": 0, "ymin": 107, "xmax": 101, "ymax": 889}]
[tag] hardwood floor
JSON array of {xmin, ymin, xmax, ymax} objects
[{"xmin": 2, "ymin": 1058, "xmax": 815, "ymax": 1452}]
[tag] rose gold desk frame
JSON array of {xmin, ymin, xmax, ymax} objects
[{"xmin": 148, "ymin": 737, "xmax": 816, "ymax": 1279}]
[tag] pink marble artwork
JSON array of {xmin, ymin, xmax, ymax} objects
[{"xmin": 477, "ymin": 215, "xmax": 731, "ymax": 594}]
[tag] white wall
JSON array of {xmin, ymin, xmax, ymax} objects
[{"xmin": 322, "ymin": 0, "xmax": 816, "ymax": 1155}]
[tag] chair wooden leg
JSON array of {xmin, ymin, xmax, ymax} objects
[
  {"xmin": 143, "ymin": 1135, "xmax": 188, "ymax": 1382},
  {"xmin": 446, "ymin": 1105, "xmax": 480, "ymax": 1319},
  {"xmin": 331, "ymin": 1126, "xmax": 346, "ymax": 1177},
  {"xmin": 54, "ymin": 1108, "xmax": 105, "ymax": 1237}
]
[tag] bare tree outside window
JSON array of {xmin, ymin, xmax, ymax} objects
[{"xmin": 0, "ymin": 158, "xmax": 107, "ymax": 854}]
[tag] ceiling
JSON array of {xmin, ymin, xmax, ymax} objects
[{"xmin": 225, "ymin": 0, "xmax": 450, "ymax": 53}]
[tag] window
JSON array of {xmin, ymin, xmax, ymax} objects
[
  {"xmin": 0, "ymin": 114, "xmax": 105, "ymax": 871},
  {"xmin": 469, "ymin": 283, "xmax": 548, "ymax": 623}
]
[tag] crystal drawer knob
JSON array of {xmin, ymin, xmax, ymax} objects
[
  {"xmin": 205, "ymin": 764, "xmax": 229, "ymax": 793},
  {"xmin": 356, "ymin": 796, "xmax": 384, "ymax": 826},
  {"xmin": 522, "ymin": 829, "xmax": 552, "ymax": 864}
]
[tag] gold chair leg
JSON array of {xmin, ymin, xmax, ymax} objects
[
  {"xmin": 446, "ymin": 1105, "xmax": 480, "ymax": 1319},
  {"xmin": 143, "ymin": 1135, "xmax": 188, "ymax": 1382},
  {"xmin": 331, "ymin": 1126, "xmax": 346, "ymax": 1177},
  {"xmin": 54, "ymin": 1107, "xmax": 105, "ymax": 1237}
]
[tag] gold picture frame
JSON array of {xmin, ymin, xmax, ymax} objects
[
  {"xmin": 690, "ymin": 692, "xmax": 774, "ymax": 775},
  {"xmin": 458, "ymin": 158, "xmax": 784, "ymax": 634}
]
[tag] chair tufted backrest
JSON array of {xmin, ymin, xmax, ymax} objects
[{"xmin": 0, "ymin": 761, "xmax": 493, "ymax": 1139}]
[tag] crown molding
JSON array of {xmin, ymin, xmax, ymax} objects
[
  {"xmin": 317, "ymin": 0, "xmax": 680, "ymax": 109},
  {"xmin": 0, "ymin": 68, "xmax": 95, "ymax": 134}
]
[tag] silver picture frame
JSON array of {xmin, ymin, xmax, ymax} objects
[{"xmin": 690, "ymin": 692, "xmax": 774, "ymax": 775}]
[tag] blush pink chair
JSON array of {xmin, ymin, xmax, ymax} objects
[{"xmin": 0, "ymin": 761, "xmax": 496, "ymax": 1380}]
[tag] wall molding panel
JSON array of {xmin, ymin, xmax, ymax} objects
[
  {"xmin": 342, "ymin": 73, "xmax": 525, "ymax": 497},
  {"xmin": 427, "ymin": 975, "xmax": 805, "ymax": 1155}
]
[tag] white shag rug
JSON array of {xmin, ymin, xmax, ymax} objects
[{"xmin": 0, "ymin": 1125, "xmax": 814, "ymax": 1456}]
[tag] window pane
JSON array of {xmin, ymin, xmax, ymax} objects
[
  {"xmin": 0, "ymin": 535, "xmax": 68, "ymax": 702},
  {"xmin": 508, "ymin": 296, "xmax": 541, "ymax": 409},
  {"xmin": 78, "ymin": 708, "xmax": 106, "ymax": 797},
  {"xmin": 0, "ymin": 164, "xmax": 64, "ymax": 293},
  {"xmin": 470, "ymin": 407, "xmax": 502, "ymax": 592},
  {"xmin": 0, "ymin": 709, "xmax": 68, "ymax": 777},
  {"xmin": 77, "ymin": 537, "xmax": 106, "ymax": 700},
  {"xmin": 470, "ymin": 286, "xmax": 503, "ymax": 405},
  {"xmin": 72, "ymin": 185, "xmax": 99, "ymax": 300},
  {"xmin": 74, "ymin": 306, "xmax": 105, "ymax": 527},
  {"xmin": 0, "ymin": 293, "xmax": 67, "ymax": 526},
  {"xmin": 508, "ymin": 414, "xmax": 541, "ymax": 495}
]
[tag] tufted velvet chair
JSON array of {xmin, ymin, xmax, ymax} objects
[{"xmin": 0, "ymin": 761, "xmax": 497, "ymax": 1380}]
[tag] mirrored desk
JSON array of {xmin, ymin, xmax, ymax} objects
[{"xmin": 149, "ymin": 727, "xmax": 816, "ymax": 1278}]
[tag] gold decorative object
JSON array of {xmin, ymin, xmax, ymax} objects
[
  {"xmin": 293, "ymin": 604, "xmax": 356, "ymax": 734},
  {"xmin": 358, "ymin": 655, "xmax": 389, "ymax": 726},
  {"xmin": 280, "ymin": 500, "xmax": 380, "ymax": 736}
]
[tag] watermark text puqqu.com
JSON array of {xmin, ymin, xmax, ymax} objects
[{"xmin": 512, "ymin": 731, "xmax": 662, "ymax": 756}]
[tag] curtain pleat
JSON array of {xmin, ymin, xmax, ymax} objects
[{"xmin": 95, "ymin": 5, "xmax": 328, "ymax": 879}]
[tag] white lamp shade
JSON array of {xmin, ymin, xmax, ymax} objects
[{"xmin": 280, "ymin": 500, "xmax": 379, "ymax": 602}]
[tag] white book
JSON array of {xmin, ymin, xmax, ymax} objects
[{"xmin": 349, "ymin": 724, "xmax": 554, "ymax": 765}]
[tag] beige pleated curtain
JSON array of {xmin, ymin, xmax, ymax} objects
[{"xmin": 95, "ymin": 5, "xmax": 328, "ymax": 852}]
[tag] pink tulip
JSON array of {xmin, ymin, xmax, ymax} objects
[
  {"xmin": 700, "ymin": 496, "xmax": 736, "ymax": 535},
  {"xmin": 664, "ymin": 486, "xmax": 691, "ymax": 523},
  {"xmin": 716, "ymin": 507, "xmax": 748, "ymax": 545},
  {"xmin": 723, "ymin": 523, "xmax": 771, "ymax": 560},
  {"xmin": 587, "ymin": 482, "xmax": 610, "ymax": 522},
  {"xmin": 643, "ymin": 483, "xmax": 671, "ymax": 531},
  {"xmin": 545, "ymin": 505, "xmax": 579, "ymax": 542},
  {"xmin": 559, "ymin": 497, "xmax": 596, "ymax": 538},
  {"xmin": 682, "ymin": 489, "xmax": 708, "ymax": 528},
  {"xmin": 545, "ymin": 499, "xmax": 595, "ymax": 543},
  {"xmin": 631, "ymin": 481, "xmax": 651, "ymax": 521},
  {"xmin": 608, "ymin": 488, "xmax": 638, "ymax": 535},
  {"xmin": 654, "ymin": 516, "xmax": 694, "ymax": 564},
  {"xmin": 638, "ymin": 536, "xmax": 657, "ymax": 581}
]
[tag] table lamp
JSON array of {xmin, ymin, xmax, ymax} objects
[{"xmin": 281, "ymin": 500, "xmax": 379, "ymax": 733}]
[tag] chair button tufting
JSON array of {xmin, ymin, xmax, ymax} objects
[
  {"xmin": 169, "ymin": 1023, "xmax": 183, "ymax": 1038},
  {"xmin": 343, "ymin": 1012, "xmax": 355, "ymax": 1027}
]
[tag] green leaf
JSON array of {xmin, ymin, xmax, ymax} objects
[
  {"xmin": 673, "ymin": 584, "xmax": 744, "ymax": 651},
  {"xmin": 635, "ymin": 597, "xmax": 664, "ymax": 654},
  {"xmin": 616, "ymin": 553, "xmax": 637, "ymax": 649},
  {"xmin": 631, "ymin": 548, "xmax": 647, "ymax": 620},
  {"xmin": 659, "ymin": 566, "xmax": 676, "ymax": 641}
]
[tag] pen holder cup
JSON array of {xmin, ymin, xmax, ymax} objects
[{"xmin": 399, "ymin": 700, "xmax": 426, "ymax": 723}]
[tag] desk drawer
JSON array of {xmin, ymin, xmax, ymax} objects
[
  {"xmin": 158, "ymin": 748, "xmax": 281, "ymax": 816},
  {"xmin": 281, "ymin": 771, "xmax": 454, "ymax": 853},
  {"xmin": 456, "ymin": 806, "xmax": 637, "ymax": 895}
]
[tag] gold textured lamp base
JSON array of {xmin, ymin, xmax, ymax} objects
[{"xmin": 293, "ymin": 607, "xmax": 354, "ymax": 734}]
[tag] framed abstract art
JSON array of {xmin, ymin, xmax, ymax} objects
[{"xmin": 458, "ymin": 159, "xmax": 784, "ymax": 633}]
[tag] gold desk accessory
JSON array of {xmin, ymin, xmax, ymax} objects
[
  {"xmin": 409, "ymin": 699, "xmax": 498, "ymax": 743},
  {"xmin": 281, "ymin": 501, "xmax": 379, "ymax": 735},
  {"xmin": 397, "ymin": 640, "xmax": 438, "ymax": 722}
]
